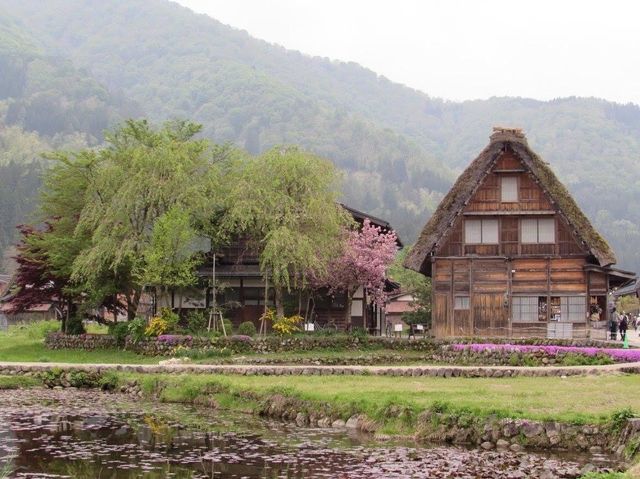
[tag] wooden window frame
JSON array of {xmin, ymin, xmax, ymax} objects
[
  {"xmin": 464, "ymin": 218, "xmax": 499, "ymax": 245},
  {"xmin": 512, "ymin": 296, "xmax": 548, "ymax": 322},
  {"xmin": 550, "ymin": 295, "xmax": 587, "ymax": 323},
  {"xmin": 500, "ymin": 176, "xmax": 519, "ymax": 203},
  {"xmin": 454, "ymin": 295, "xmax": 470, "ymax": 310},
  {"xmin": 521, "ymin": 217, "xmax": 555, "ymax": 244}
]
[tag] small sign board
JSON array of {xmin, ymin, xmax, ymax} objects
[
  {"xmin": 304, "ymin": 323, "xmax": 315, "ymax": 332},
  {"xmin": 394, "ymin": 324, "xmax": 403, "ymax": 332},
  {"xmin": 416, "ymin": 324, "xmax": 424, "ymax": 331}
]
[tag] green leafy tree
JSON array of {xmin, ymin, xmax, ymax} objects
[
  {"xmin": 388, "ymin": 247, "xmax": 432, "ymax": 327},
  {"xmin": 223, "ymin": 146, "xmax": 351, "ymax": 315},
  {"xmin": 143, "ymin": 206, "xmax": 200, "ymax": 299},
  {"xmin": 70, "ymin": 119, "xmax": 221, "ymax": 319}
]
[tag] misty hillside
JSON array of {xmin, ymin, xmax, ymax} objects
[{"xmin": 1, "ymin": 0, "xmax": 640, "ymax": 273}]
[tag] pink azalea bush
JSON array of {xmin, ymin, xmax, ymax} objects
[{"xmin": 452, "ymin": 343, "xmax": 640, "ymax": 363}]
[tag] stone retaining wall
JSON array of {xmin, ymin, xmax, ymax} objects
[
  {"xmin": 1, "ymin": 361, "xmax": 639, "ymax": 379},
  {"xmin": 257, "ymin": 392, "xmax": 640, "ymax": 456},
  {"xmin": 44, "ymin": 332, "xmax": 622, "ymax": 355},
  {"xmin": 45, "ymin": 333, "xmax": 118, "ymax": 350}
]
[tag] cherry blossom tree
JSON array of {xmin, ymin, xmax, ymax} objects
[{"xmin": 318, "ymin": 219, "xmax": 398, "ymax": 326}]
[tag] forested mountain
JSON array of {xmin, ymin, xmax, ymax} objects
[
  {"xmin": 1, "ymin": 0, "xmax": 640, "ymax": 273},
  {"xmin": 0, "ymin": 11, "xmax": 141, "ymax": 266}
]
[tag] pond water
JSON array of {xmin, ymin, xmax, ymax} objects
[{"xmin": 0, "ymin": 389, "xmax": 620, "ymax": 478}]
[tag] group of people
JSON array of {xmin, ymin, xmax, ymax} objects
[{"xmin": 609, "ymin": 308, "xmax": 640, "ymax": 341}]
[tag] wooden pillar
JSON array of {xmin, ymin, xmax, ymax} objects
[
  {"xmin": 469, "ymin": 258, "xmax": 474, "ymax": 336},
  {"xmin": 449, "ymin": 260, "xmax": 454, "ymax": 337},
  {"xmin": 507, "ymin": 258, "xmax": 513, "ymax": 339},
  {"xmin": 431, "ymin": 257, "xmax": 436, "ymax": 337}
]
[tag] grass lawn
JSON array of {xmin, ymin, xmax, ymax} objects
[
  {"xmin": 0, "ymin": 320, "xmax": 439, "ymax": 365},
  {"xmin": 135, "ymin": 372, "xmax": 640, "ymax": 425},
  {"xmin": 0, "ymin": 321, "xmax": 161, "ymax": 364}
]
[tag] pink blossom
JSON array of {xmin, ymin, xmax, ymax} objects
[
  {"xmin": 452, "ymin": 343, "xmax": 640, "ymax": 362},
  {"xmin": 316, "ymin": 219, "xmax": 398, "ymax": 307}
]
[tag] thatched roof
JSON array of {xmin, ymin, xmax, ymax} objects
[{"xmin": 404, "ymin": 127, "xmax": 617, "ymax": 274}]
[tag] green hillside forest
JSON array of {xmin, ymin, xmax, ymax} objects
[{"xmin": 1, "ymin": 0, "xmax": 640, "ymax": 274}]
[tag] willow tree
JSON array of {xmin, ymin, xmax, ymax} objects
[
  {"xmin": 223, "ymin": 146, "xmax": 351, "ymax": 316},
  {"xmin": 142, "ymin": 206, "xmax": 201, "ymax": 310},
  {"xmin": 71, "ymin": 119, "xmax": 223, "ymax": 319}
]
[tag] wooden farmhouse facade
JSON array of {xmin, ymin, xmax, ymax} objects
[
  {"xmin": 164, "ymin": 205, "xmax": 401, "ymax": 333},
  {"xmin": 405, "ymin": 127, "xmax": 634, "ymax": 339}
]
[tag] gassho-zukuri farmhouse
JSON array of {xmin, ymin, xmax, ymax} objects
[{"xmin": 404, "ymin": 127, "xmax": 634, "ymax": 340}]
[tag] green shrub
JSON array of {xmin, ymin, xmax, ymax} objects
[
  {"xmin": 609, "ymin": 407, "xmax": 635, "ymax": 433},
  {"xmin": 186, "ymin": 310, "xmax": 208, "ymax": 334},
  {"xmin": 430, "ymin": 400, "xmax": 451, "ymax": 414},
  {"xmin": 109, "ymin": 322, "xmax": 129, "ymax": 346},
  {"xmin": 127, "ymin": 317, "xmax": 147, "ymax": 344},
  {"xmin": 237, "ymin": 321, "xmax": 257, "ymax": 337},
  {"xmin": 98, "ymin": 371, "xmax": 119, "ymax": 391},
  {"xmin": 66, "ymin": 315, "xmax": 86, "ymax": 335},
  {"xmin": 68, "ymin": 371, "xmax": 93, "ymax": 387},
  {"xmin": 561, "ymin": 353, "xmax": 613, "ymax": 366},
  {"xmin": 508, "ymin": 353, "xmax": 521, "ymax": 366},
  {"xmin": 350, "ymin": 327, "xmax": 368, "ymax": 339}
]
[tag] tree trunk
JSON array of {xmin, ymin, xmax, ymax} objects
[
  {"xmin": 127, "ymin": 289, "xmax": 141, "ymax": 321},
  {"xmin": 344, "ymin": 289, "xmax": 355, "ymax": 330},
  {"xmin": 274, "ymin": 287, "xmax": 285, "ymax": 317},
  {"xmin": 61, "ymin": 297, "xmax": 69, "ymax": 333}
]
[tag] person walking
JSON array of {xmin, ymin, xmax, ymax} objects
[
  {"xmin": 619, "ymin": 314, "xmax": 628, "ymax": 342},
  {"xmin": 609, "ymin": 308, "xmax": 620, "ymax": 341}
]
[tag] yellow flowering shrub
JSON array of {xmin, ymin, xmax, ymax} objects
[
  {"xmin": 272, "ymin": 314, "xmax": 303, "ymax": 335},
  {"xmin": 145, "ymin": 316, "xmax": 169, "ymax": 337}
]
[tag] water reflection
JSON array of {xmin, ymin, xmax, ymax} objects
[{"xmin": 0, "ymin": 389, "xmax": 621, "ymax": 478}]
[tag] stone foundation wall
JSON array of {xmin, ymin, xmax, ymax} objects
[
  {"xmin": 44, "ymin": 332, "xmax": 622, "ymax": 355},
  {"xmin": 45, "ymin": 333, "xmax": 118, "ymax": 350},
  {"xmin": 1, "ymin": 362, "xmax": 639, "ymax": 379}
]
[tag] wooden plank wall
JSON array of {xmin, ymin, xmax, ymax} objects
[
  {"xmin": 472, "ymin": 259, "xmax": 509, "ymax": 336},
  {"xmin": 465, "ymin": 151, "xmax": 553, "ymax": 213},
  {"xmin": 432, "ymin": 257, "xmax": 590, "ymax": 338},
  {"xmin": 473, "ymin": 293, "xmax": 508, "ymax": 336},
  {"xmin": 438, "ymin": 216, "xmax": 586, "ymax": 257}
]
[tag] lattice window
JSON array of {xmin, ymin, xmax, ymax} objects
[
  {"xmin": 559, "ymin": 296, "xmax": 586, "ymax": 323},
  {"xmin": 512, "ymin": 296, "xmax": 547, "ymax": 322}
]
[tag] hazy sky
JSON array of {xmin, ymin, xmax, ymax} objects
[{"xmin": 175, "ymin": 0, "xmax": 639, "ymax": 105}]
